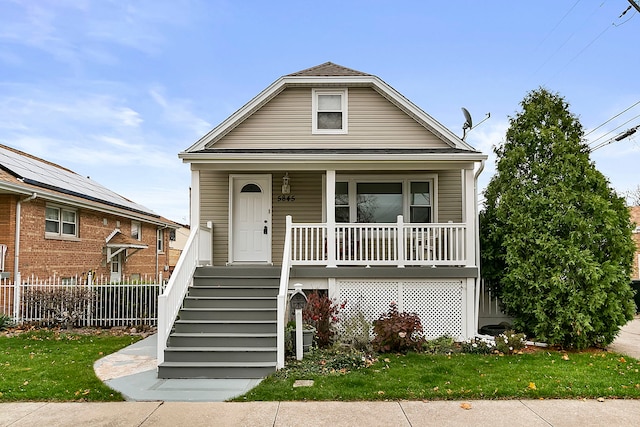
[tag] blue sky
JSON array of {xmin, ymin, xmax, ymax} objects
[{"xmin": 1, "ymin": 0, "xmax": 639, "ymax": 223}]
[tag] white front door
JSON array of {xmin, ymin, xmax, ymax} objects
[
  {"xmin": 231, "ymin": 175, "xmax": 271, "ymax": 263},
  {"xmin": 110, "ymin": 252, "xmax": 122, "ymax": 282}
]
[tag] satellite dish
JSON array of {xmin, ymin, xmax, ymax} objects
[
  {"xmin": 460, "ymin": 108, "xmax": 490, "ymax": 140},
  {"xmin": 462, "ymin": 107, "xmax": 473, "ymax": 140},
  {"xmin": 462, "ymin": 107, "xmax": 473, "ymax": 130}
]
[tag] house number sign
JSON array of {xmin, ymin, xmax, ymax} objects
[{"xmin": 277, "ymin": 195, "xmax": 296, "ymax": 202}]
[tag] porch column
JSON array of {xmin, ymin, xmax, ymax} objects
[
  {"xmin": 326, "ymin": 170, "xmax": 337, "ymax": 268},
  {"xmin": 190, "ymin": 169, "xmax": 200, "ymax": 228},
  {"xmin": 463, "ymin": 168, "xmax": 476, "ymax": 267}
]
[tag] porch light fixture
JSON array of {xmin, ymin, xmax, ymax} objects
[{"xmin": 282, "ymin": 172, "xmax": 291, "ymax": 194}]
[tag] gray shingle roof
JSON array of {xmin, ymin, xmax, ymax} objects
[{"xmin": 287, "ymin": 62, "xmax": 371, "ymax": 77}]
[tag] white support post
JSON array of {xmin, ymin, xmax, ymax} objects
[
  {"xmin": 295, "ymin": 308, "xmax": 304, "ymax": 361},
  {"xmin": 463, "ymin": 168, "xmax": 476, "ymax": 267},
  {"xmin": 326, "ymin": 170, "xmax": 337, "ymax": 268},
  {"xmin": 190, "ymin": 169, "xmax": 200, "ymax": 229},
  {"xmin": 396, "ymin": 215, "xmax": 405, "ymax": 268}
]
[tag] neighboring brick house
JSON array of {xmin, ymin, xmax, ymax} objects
[
  {"xmin": 630, "ymin": 206, "xmax": 640, "ymax": 280},
  {"xmin": 0, "ymin": 144, "xmax": 177, "ymax": 283}
]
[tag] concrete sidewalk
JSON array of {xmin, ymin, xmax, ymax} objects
[{"xmin": 2, "ymin": 399, "xmax": 640, "ymax": 426}]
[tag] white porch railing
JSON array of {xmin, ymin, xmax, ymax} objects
[
  {"xmin": 157, "ymin": 225, "xmax": 212, "ymax": 364},
  {"xmin": 289, "ymin": 216, "xmax": 468, "ymax": 267},
  {"xmin": 276, "ymin": 216, "xmax": 294, "ymax": 369}
]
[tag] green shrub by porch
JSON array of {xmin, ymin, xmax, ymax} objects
[{"xmin": 480, "ymin": 88, "xmax": 636, "ymax": 349}]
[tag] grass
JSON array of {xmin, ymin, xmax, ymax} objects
[
  {"xmin": 0, "ymin": 329, "xmax": 141, "ymax": 401},
  {"xmin": 233, "ymin": 347, "xmax": 640, "ymax": 401}
]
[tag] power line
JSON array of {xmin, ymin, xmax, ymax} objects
[
  {"xmin": 585, "ymin": 99, "xmax": 640, "ymax": 138},
  {"xmin": 590, "ymin": 124, "xmax": 640, "ymax": 152},
  {"xmin": 588, "ymin": 113, "xmax": 640, "ymax": 146}
]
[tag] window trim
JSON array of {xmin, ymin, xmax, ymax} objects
[
  {"xmin": 323, "ymin": 174, "xmax": 438, "ymax": 223},
  {"xmin": 157, "ymin": 229, "xmax": 164, "ymax": 253},
  {"xmin": 312, "ymin": 88, "xmax": 348, "ymax": 134},
  {"xmin": 45, "ymin": 205, "xmax": 79, "ymax": 239},
  {"xmin": 131, "ymin": 220, "xmax": 141, "ymax": 241}
]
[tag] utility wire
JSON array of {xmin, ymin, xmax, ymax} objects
[
  {"xmin": 590, "ymin": 124, "xmax": 639, "ymax": 152},
  {"xmin": 585, "ymin": 99, "xmax": 640, "ymax": 138},
  {"xmin": 588, "ymin": 114, "xmax": 640, "ymax": 147}
]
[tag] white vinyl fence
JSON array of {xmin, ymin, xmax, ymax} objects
[{"xmin": 0, "ymin": 273, "xmax": 165, "ymax": 327}]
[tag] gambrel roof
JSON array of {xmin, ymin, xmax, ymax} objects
[
  {"xmin": 286, "ymin": 62, "xmax": 371, "ymax": 77},
  {"xmin": 181, "ymin": 63, "xmax": 483, "ymax": 159}
]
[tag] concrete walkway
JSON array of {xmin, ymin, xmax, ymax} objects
[{"xmin": 92, "ymin": 334, "xmax": 261, "ymax": 402}]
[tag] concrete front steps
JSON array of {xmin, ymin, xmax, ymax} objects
[{"xmin": 157, "ymin": 266, "xmax": 279, "ymax": 379}]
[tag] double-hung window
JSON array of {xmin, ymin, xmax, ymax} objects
[
  {"xmin": 45, "ymin": 206, "xmax": 78, "ymax": 238},
  {"xmin": 334, "ymin": 178, "xmax": 434, "ymax": 223},
  {"xmin": 157, "ymin": 229, "xmax": 164, "ymax": 253},
  {"xmin": 313, "ymin": 89, "xmax": 348, "ymax": 134},
  {"xmin": 131, "ymin": 221, "xmax": 141, "ymax": 241}
]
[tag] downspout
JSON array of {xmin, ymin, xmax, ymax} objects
[
  {"xmin": 14, "ymin": 193, "xmax": 37, "ymax": 278},
  {"xmin": 473, "ymin": 161, "xmax": 485, "ymax": 335}
]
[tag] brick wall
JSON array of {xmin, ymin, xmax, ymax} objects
[
  {"xmin": 0, "ymin": 195, "xmax": 17, "ymax": 273},
  {"xmin": 3, "ymin": 197, "xmax": 170, "ymax": 282}
]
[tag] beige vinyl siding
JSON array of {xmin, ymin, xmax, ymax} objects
[
  {"xmin": 271, "ymin": 172, "xmax": 324, "ymax": 264},
  {"xmin": 437, "ymin": 170, "xmax": 462, "ymax": 222},
  {"xmin": 200, "ymin": 170, "xmax": 462, "ymax": 266},
  {"xmin": 212, "ymin": 87, "xmax": 449, "ymax": 149},
  {"xmin": 200, "ymin": 170, "xmax": 230, "ymax": 266}
]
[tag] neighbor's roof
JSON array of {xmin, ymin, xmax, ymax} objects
[
  {"xmin": 181, "ymin": 62, "xmax": 483, "ymax": 155},
  {"xmin": 0, "ymin": 143, "xmax": 174, "ymax": 226}
]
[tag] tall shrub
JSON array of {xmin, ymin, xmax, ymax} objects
[{"xmin": 481, "ymin": 88, "xmax": 636, "ymax": 349}]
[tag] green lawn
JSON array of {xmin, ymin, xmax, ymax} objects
[
  {"xmin": 234, "ymin": 348, "xmax": 640, "ymax": 401},
  {"xmin": 0, "ymin": 330, "xmax": 141, "ymax": 401}
]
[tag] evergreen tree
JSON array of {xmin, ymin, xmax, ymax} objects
[{"xmin": 481, "ymin": 88, "xmax": 636, "ymax": 349}]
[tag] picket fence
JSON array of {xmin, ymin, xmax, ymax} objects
[{"xmin": 0, "ymin": 273, "xmax": 165, "ymax": 327}]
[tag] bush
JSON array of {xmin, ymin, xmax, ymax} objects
[
  {"xmin": 0, "ymin": 313, "xmax": 14, "ymax": 330},
  {"xmin": 495, "ymin": 330, "xmax": 527, "ymax": 354},
  {"xmin": 21, "ymin": 287, "xmax": 93, "ymax": 329},
  {"xmin": 338, "ymin": 310, "xmax": 373, "ymax": 352},
  {"xmin": 460, "ymin": 337, "xmax": 496, "ymax": 354},
  {"xmin": 302, "ymin": 291, "xmax": 345, "ymax": 348},
  {"xmin": 422, "ymin": 335, "xmax": 456, "ymax": 354},
  {"xmin": 371, "ymin": 301, "xmax": 424, "ymax": 353}
]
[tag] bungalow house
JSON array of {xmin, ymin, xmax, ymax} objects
[
  {"xmin": 157, "ymin": 62, "xmax": 487, "ymax": 378},
  {"xmin": 0, "ymin": 144, "xmax": 177, "ymax": 287}
]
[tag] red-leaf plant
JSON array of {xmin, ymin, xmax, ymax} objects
[
  {"xmin": 372, "ymin": 301, "xmax": 424, "ymax": 353},
  {"xmin": 302, "ymin": 291, "xmax": 346, "ymax": 348}
]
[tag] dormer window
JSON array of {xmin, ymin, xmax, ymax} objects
[{"xmin": 313, "ymin": 89, "xmax": 348, "ymax": 134}]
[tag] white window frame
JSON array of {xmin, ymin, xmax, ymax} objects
[
  {"xmin": 312, "ymin": 88, "xmax": 348, "ymax": 134},
  {"xmin": 157, "ymin": 229, "xmax": 164, "ymax": 253},
  {"xmin": 323, "ymin": 174, "xmax": 438, "ymax": 223},
  {"xmin": 131, "ymin": 221, "xmax": 141, "ymax": 241},
  {"xmin": 45, "ymin": 205, "xmax": 78, "ymax": 239}
]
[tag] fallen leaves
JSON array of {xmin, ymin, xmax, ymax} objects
[
  {"xmin": 528, "ymin": 382, "xmax": 537, "ymax": 390},
  {"xmin": 460, "ymin": 402, "xmax": 472, "ymax": 410}
]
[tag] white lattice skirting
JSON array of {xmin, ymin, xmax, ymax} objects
[{"xmin": 336, "ymin": 279, "xmax": 465, "ymax": 339}]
